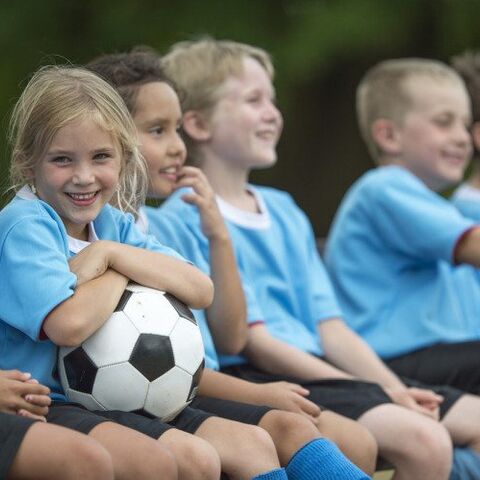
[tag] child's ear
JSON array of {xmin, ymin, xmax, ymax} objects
[
  {"xmin": 371, "ymin": 118, "xmax": 402, "ymax": 155},
  {"xmin": 182, "ymin": 111, "xmax": 212, "ymax": 142},
  {"xmin": 471, "ymin": 122, "xmax": 480, "ymax": 151}
]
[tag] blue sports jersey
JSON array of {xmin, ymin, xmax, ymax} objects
[
  {"xmin": 143, "ymin": 200, "xmax": 263, "ymax": 369},
  {"xmin": 451, "ymin": 183, "xmax": 480, "ymax": 222},
  {"xmin": 158, "ymin": 186, "xmax": 342, "ymax": 367},
  {"xmin": 325, "ymin": 166, "xmax": 480, "ymax": 359},
  {"xmin": 0, "ymin": 189, "xmax": 185, "ymax": 401}
]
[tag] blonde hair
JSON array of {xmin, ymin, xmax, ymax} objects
[
  {"xmin": 357, "ymin": 58, "xmax": 466, "ymax": 162},
  {"xmin": 9, "ymin": 65, "xmax": 147, "ymax": 215},
  {"xmin": 162, "ymin": 38, "xmax": 274, "ymax": 160}
]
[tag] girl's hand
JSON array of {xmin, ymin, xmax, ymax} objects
[
  {"xmin": 175, "ymin": 166, "xmax": 229, "ymax": 240},
  {"xmin": 68, "ymin": 241, "xmax": 111, "ymax": 286},
  {"xmin": 0, "ymin": 370, "xmax": 51, "ymax": 421}
]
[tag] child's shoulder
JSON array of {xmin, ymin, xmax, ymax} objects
[{"xmin": 0, "ymin": 195, "xmax": 63, "ymax": 235}]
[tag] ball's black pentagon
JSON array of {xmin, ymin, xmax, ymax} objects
[
  {"xmin": 64, "ymin": 347, "xmax": 98, "ymax": 394},
  {"xmin": 131, "ymin": 408, "xmax": 155, "ymax": 419},
  {"xmin": 164, "ymin": 293, "xmax": 197, "ymax": 325},
  {"xmin": 130, "ymin": 334, "xmax": 174, "ymax": 381},
  {"xmin": 187, "ymin": 359, "xmax": 205, "ymax": 402},
  {"xmin": 114, "ymin": 289, "xmax": 133, "ymax": 312}
]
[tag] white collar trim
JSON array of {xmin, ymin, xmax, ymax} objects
[
  {"xmin": 216, "ymin": 186, "xmax": 270, "ymax": 230},
  {"xmin": 453, "ymin": 183, "xmax": 480, "ymax": 202}
]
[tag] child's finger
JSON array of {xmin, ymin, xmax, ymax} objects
[
  {"xmin": 287, "ymin": 383, "xmax": 310, "ymax": 396},
  {"xmin": 297, "ymin": 396, "xmax": 321, "ymax": 417},
  {"xmin": 17, "ymin": 409, "xmax": 46, "ymax": 422},
  {"xmin": 25, "ymin": 394, "xmax": 51, "ymax": 407}
]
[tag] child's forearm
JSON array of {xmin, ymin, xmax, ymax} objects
[
  {"xmin": 43, "ymin": 269, "xmax": 128, "ymax": 347},
  {"xmin": 319, "ymin": 319, "xmax": 405, "ymax": 389},
  {"xmin": 206, "ymin": 234, "xmax": 247, "ymax": 354},
  {"xmin": 106, "ymin": 242, "xmax": 214, "ymax": 309},
  {"xmin": 244, "ymin": 325, "xmax": 351, "ymax": 380}
]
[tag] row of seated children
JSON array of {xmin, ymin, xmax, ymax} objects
[
  {"xmin": 3, "ymin": 37, "xmax": 480, "ymax": 480},
  {"xmin": 137, "ymin": 40, "xmax": 480, "ymax": 479},
  {"xmin": 0, "ymin": 54, "xmax": 371, "ymax": 479}
]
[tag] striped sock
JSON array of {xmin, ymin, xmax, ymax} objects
[
  {"xmin": 286, "ymin": 438, "xmax": 371, "ymax": 480},
  {"xmin": 252, "ymin": 467, "xmax": 288, "ymax": 479}
]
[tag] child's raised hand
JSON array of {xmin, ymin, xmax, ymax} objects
[
  {"xmin": 255, "ymin": 381, "xmax": 321, "ymax": 421},
  {"xmin": 0, "ymin": 370, "xmax": 51, "ymax": 421},
  {"xmin": 68, "ymin": 241, "xmax": 110, "ymax": 286},
  {"xmin": 175, "ymin": 166, "xmax": 228, "ymax": 240}
]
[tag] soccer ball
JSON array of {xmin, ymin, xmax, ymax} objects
[{"xmin": 58, "ymin": 283, "xmax": 205, "ymax": 421}]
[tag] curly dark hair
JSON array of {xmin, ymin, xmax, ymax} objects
[{"xmin": 87, "ymin": 46, "xmax": 177, "ymax": 115}]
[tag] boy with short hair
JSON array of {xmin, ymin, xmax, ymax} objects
[
  {"xmin": 160, "ymin": 38, "xmax": 480, "ymax": 479},
  {"xmin": 451, "ymin": 51, "xmax": 480, "ymax": 220},
  {"xmin": 325, "ymin": 58, "xmax": 480, "ymax": 393}
]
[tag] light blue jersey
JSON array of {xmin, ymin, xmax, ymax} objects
[
  {"xmin": 325, "ymin": 166, "xmax": 480, "ymax": 359},
  {"xmin": 158, "ymin": 186, "xmax": 342, "ymax": 368},
  {"xmin": 0, "ymin": 187, "xmax": 185, "ymax": 401},
  {"xmin": 451, "ymin": 183, "xmax": 480, "ymax": 222},
  {"xmin": 143, "ymin": 199, "xmax": 263, "ymax": 369}
]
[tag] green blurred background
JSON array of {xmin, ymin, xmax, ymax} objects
[{"xmin": 1, "ymin": 0, "xmax": 480, "ymax": 235}]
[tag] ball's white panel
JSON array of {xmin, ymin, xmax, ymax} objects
[
  {"xmin": 170, "ymin": 318, "xmax": 205, "ymax": 375},
  {"xmin": 65, "ymin": 388, "xmax": 106, "ymax": 411},
  {"xmin": 126, "ymin": 283, "xmax": 164, "ymax": 295},
  {"xmin": 144, "ymin": 367, "xmax": 192, "ymax": 421},
  {"xmin": 93, "ymin": 363, "xmax": 148, "ymax": 411},
  {"xmin": 83, "ymin": 312, "xmax": 139, "ymax": 367},
  {"xmin": 125, "ymin": 292, "xmax": 178, "ymax": 336}
]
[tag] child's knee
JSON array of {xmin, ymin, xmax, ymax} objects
[
  {"xmin": 64, "ymin": 437, "xmax": 115, "ymax": 480},
  {"xmin": 178, "ymin": 435, "xmax": 221, "ymax": 480}
]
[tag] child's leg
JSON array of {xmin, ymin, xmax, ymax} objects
[
  {"xmin": 89, "ymin": 421, "xmax": 178, "ymax": 480},
  {"xmin": 442, "ymin": 394, "xmax": 480, "ymax": 454},
  {"xmin": 158, "ymin": 428, "xmax": 221, "ymax": 480},
  {"xmin": 6, "ymin": 420, "xmax": 114, "ymax": 480},
  {"xmin": 359, "ymin": 403, "xmax": 452, "ymax": 480},
  {"xmin": 195, "ymin": 416, "xmax": 283, "ymax": 480},
  {"xmin": 259, "ymin": 410, "xmax": 372, "ymax": 479},
  {"xmin": 47, "ymin": 404, "xmax": 178, "ymax": 480},
  {"xmin": 313, "ymin": 410, "xmax": 377, "ymax": 475}
]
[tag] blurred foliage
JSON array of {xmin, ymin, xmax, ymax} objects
[{"xmin": 2, "ymin": 0, "xmax": 480, "ymax": 233}]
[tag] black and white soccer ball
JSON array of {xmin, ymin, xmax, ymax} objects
[{"xmin": 58, "ymin": 283, "xmax": 205, "ymax": 421}]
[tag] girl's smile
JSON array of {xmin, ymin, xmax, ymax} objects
[{"xmin": 31, "ymin": 117, "xmax": 122, "ymax": 240}]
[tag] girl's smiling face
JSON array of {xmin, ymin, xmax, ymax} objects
[
  {"xmin": 133, "ymin": 81, "xmax": 186, "ymax": 198},
  {"xmin": 32, "ymin": 116, "xmax": 122, "ymax": 239}
]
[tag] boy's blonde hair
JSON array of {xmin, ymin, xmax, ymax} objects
[
  {"xmin": 162, "ymin": 38, "xmax": 274, "ymax": 160},
  {"xmin": 9, "ymin": 65, "xmax": 147, "ymax": 215},
  {"xmin": 357, "ymin": 58, "xmax": 466, "ymax": 162}
]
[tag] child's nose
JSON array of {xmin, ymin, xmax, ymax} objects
[
  {"xmin": 168, "ymin": 133, "xmax": 187, "ymax": 162},
  {"xmin": 72, "ymin": 164, "xmax": 95, "ymax": 184}
]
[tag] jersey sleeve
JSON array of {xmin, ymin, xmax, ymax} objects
[
  {"xmin": 0, "ymin": 216, "xmax": 76, "ymax": 340},
  {"xmin": 367, "ymin": 171, "xmax": 476, "ymax": 263},
  {"xmin": 117, "ymin": 210, "xmax": 187, "ymax": 262}
]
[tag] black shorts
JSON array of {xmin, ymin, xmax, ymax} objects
[
  {"xmin": 0, "ymin": 412, "xmax": 36, "ymax": 478},
  {"xmin": 190, "ymin": 396, "xmax": 273, "ymax": 425},
  {"xmin": 47, "ymin": 402, "xmax": 213, "ymax": 438},
  {"xmin": 221, "ymin": 363, "xmax": 462, "ymax": 419},
  {"xmin": 386, "ymin": 341, "xmax": 480, "ymax": 394}
]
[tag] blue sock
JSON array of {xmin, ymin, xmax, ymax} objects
[
  {"xmin": 286, "ymin": 438, "xmax": 371, "ymax": 480},
  {"xmin": 252, "ymin": 468, "xmax": 288, "ymax": 480},
  {"xmin": 449, "ymin": 447, "xmax": 480, "ymax": 480}
]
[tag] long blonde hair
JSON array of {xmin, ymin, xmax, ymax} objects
[{"xmin": 9, "ymin": 65, "xmax": 147, "ymax": 215}]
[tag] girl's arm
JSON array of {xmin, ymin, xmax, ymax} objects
[
  {"xmin": 198, "ymin": 368, "xmax": 321, "ymax": 419},
  {"xmin": 42, "ymin": 268, "xmax": 128, "ymax": 347},
  {"xmin": 175, "ymin": 166, "xmax": 247, "ymax": 354},
  {"xmin": 69, "ymin": 239, "xmax": 214, "ymax": 309}
]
